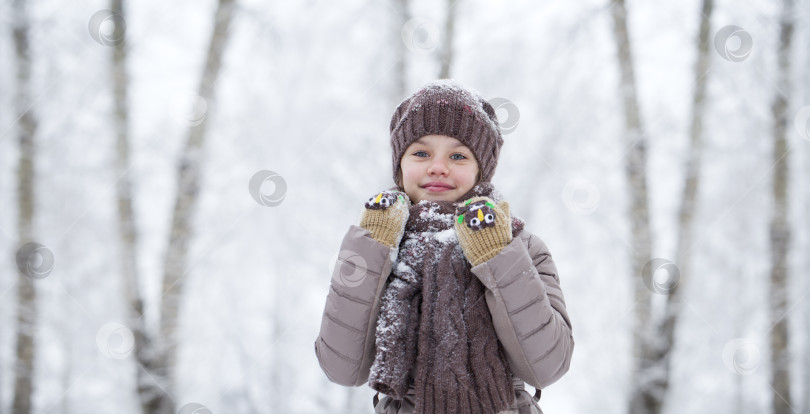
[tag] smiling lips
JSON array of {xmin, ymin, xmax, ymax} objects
[{"xmin": 423, "ymin": 182, "xmax": 454, "ymax": 192}]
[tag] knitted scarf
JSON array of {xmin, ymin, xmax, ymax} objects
[{"xmin": 369, "ymin": 182, "xmax": 525, "ymax": 414}]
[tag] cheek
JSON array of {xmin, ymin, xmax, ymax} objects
[
  {"xmin": 458, "ymin": 167, "xmax": 479, "ymax": 185},
  {"xmin": 400, "ymin": 168, "xmax": 416, "ymax": 186},
  {"xmin": 401, "ymin": 162, "xmax": 418, "ymax": 175}
]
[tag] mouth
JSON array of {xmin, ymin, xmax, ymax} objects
[{"xmin": 422, "ymin": 182, "xmax": 454, "ymax": 192}]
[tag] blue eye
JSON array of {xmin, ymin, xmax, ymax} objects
[{"xmin": 412, "ymin": 151, "xmax": 467, "ymax": 160}]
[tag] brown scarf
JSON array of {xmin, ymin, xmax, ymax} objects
[{"xmin": 369, "ymin": 182, "xmax": 524, "ymax": 414}]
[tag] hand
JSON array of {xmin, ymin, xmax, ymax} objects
[
  {"xmin": 454, "ymin": 196, "xmax": 512, "ymax": 267},
  {"xmin": 359, "ymin": 190, "xmax": 411, "ymax": 249}
]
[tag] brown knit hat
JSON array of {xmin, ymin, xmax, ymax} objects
[{"xmin": 390, "ymin": 79, "xmax": 504, "ymax": 185}]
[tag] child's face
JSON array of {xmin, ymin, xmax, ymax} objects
[{"xmin": 400, "ymin": 134, "xmax": 480, "ymax": 204}]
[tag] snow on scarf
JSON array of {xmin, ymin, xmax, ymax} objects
[{"xmin": 369, "ymin": 182, "xmax": 525, "ymax": 414}]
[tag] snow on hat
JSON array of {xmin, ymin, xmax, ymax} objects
[{"xmin": 389, "ymin": 79, "xmax": 504, "ymax": 185}]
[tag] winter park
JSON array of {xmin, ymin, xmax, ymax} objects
[{"xmin": 1, "ymin": 0, "xmax": 810, "ymax": 413}]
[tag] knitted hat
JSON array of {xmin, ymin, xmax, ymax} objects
[{"xmin": 390, "ymin": 79, "xmax": 504, "ymax": 185}]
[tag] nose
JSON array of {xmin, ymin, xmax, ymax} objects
[{"xmin": 427, "ymin": 157, "xmax": 450, "ymax": 176}]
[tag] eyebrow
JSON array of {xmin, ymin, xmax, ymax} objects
[{"xmin": 415, "ymin": 138, "xmax": 467, "ymax": 148}]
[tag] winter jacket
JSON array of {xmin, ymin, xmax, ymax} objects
[{"xmin": 314, "ymin": 224, "xmax": 574, "ymax": 412}]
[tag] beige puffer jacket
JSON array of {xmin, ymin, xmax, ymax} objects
[{"xmin": 314, "ymin": 224, "xmax": 574, "ymax": 413}]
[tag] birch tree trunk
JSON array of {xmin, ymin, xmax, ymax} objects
[
  {"xmin": 804, "ymin": 4, "xmax": 810, "ymax": 411},
  {"xmin": 767, "ymin": 0, "xmax": 794, "ymax": 412},
  {"xmin": 158, "ymin": 0, "xmax": 236, "ymax": 411},
  {"xmin": 608, "ymin": 1, "xmax": 656, "ymax": 413},
  {"xmin": 11, "ymin": 0, "xmax": 39, "ymax": 412},
  {"xmin": 269, "ymin": 259, "xmax": 291, "ymax": 413},
  {"xmin": 106, "ymin": 0, "xmax": 173, "ymax": 412},
  {"xmin": 437, "ymin": 0, "xmax": 456, "ymax": 79},
  {"xmin": 804, "ymin": 148, "xmax": 810, "ymax": 414},
  {"xmin": 392, "ymin": 0, "xmax": 410, "ymax": 101},
  {"xmin": 658, "ymin": 0, "xmax": 714, "ymax": 409}
]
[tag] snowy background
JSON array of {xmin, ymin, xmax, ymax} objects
[{"xmin": 0, "ymin": 0, "xmax": 809, "ymax": 412}]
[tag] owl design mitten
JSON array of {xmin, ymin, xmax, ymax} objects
[
  {"xmin": 359, "ymin": 190, "xmax": 411, "ymax": 249},
  {"xmin": 454, "ymin": 196, "xmax": 512, "ymax": 267}
]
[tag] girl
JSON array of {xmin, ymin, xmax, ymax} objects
[{"xmin": 314, "ymin": 80, "xmax": 574, "ymax": 414}]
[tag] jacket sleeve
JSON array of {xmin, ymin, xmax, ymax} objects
[
  {"xmin": 470, "ymin": 230, "xmax": 574, "ymax": 389},
  {"xmin": 314, "ymin": 224, "xmax": 395, "ymax": 386}
]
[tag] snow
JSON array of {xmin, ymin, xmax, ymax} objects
[
  {"xmin": 0, "ymin": 0, "xmax": 806, "ymax": 412},
  {"xmin": 414, "ymin": 79, "xmax": 500, "ymax": 131}
]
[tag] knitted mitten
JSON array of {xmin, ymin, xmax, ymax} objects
[
  {"xmin": 454, "ymin": 196, "xmax": 512, "ymax": 267},
  {"xmin": 359, "ymin": 190, "xmax": 411, "ymax": 249}
]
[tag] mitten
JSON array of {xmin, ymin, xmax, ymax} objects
[
  {"xmin": 359, "ymin": 190, "xmax": 411, "ymax": 249},
  {"xmin": 454, "ymin": 196, "xmax": 512, "ymax": 267}
]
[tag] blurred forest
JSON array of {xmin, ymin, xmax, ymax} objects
[{"xmin": 1, "ymin": 0, "xmax": 809, "ymax": 413}]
